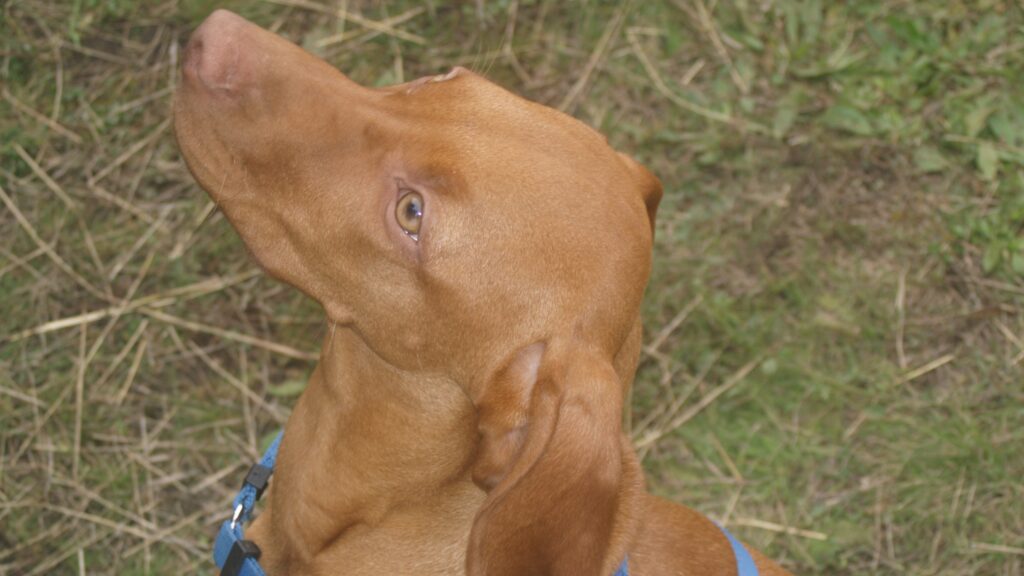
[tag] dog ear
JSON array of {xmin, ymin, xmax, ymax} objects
[
  {"xmin": 467, "ymin": 342, "xmax": 628, "ymax": 576},
  {"xmin": 618, "ymin": 151, "xmax": 662, "ymax": 235}
]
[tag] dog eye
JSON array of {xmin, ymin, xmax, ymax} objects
[{"xmin": 396, "ymin": 191, "xmax": 423, "ymax": 239}]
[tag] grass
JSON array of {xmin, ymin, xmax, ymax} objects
[{"xmin": 1, "ymin": 0, "xmax": 1022, "ymax": 574}]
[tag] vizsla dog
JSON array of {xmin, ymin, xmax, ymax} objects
[{"xmin": 175, "ymin": 10, "xmax": 793, "ymax": 576}]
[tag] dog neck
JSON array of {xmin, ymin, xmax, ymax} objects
[
  {"xmin": 261, "ymin": 325, "xmax": 482, "ymax": 571},
  {"xmin": 316, "ymin": 324, "xmax": 473, "ymax": 423}
]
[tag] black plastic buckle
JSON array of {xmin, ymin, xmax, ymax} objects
[
  {"xmin": 220, "ymin": 539, "xmax": 261, "ymax": 576},
  {"xmin": 243, "ymin": 463, "xmax": 272, "ymax": 500}
]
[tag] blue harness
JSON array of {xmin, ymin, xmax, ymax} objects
[{"xmin": 214, "ymin": 430, "xmax": 759, "ymax": 576}]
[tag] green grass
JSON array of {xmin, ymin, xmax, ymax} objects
[{"xmin": 2, "ymin": 0, "xmax": 1023, "ymax": 574}]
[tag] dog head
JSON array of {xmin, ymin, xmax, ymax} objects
[{"xmin": 175, "ymin": 10, "xmax": 660, "ymax": 573}]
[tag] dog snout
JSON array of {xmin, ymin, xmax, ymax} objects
[{"xmin": 182, "ymin": 9, "xmax": 249, "ymax": 94}]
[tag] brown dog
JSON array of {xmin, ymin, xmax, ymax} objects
[{"xmin": 174, "ymin": 9, "xmax": 793, "ymax": 576}]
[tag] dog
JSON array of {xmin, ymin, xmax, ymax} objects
[{"xmin": 174, "ymin": 9, "xmax": 793, "ymax": 576}]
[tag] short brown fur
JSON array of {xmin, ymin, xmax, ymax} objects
[{"xmin": 174, "ymin": 10, "xmax": 794, "ymax": 576}]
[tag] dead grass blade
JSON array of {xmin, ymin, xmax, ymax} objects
[
  {"xmin": 2, "ymin": 88, "xmax": 84, "ymax": 144},
  {"xmin": 690, "ymin": 0, "xmax": 749, "ymax": 94},
  {"xmin": 87, "ymin": 184, "xmax": 155, "ymax": 223},
  {"xmin": 73, "ymin": 324, "xmax": 86, "ymax": 482},
  {"xmin": 113, "ymin": 334, "xmax": 148, "ymax": 406},
  {"xmin": 626, "ymin": 28, "xmax": 767, "ymax": 133},
  {"xmin": 87, "ymin": 118, "xmax": 171, "ymax": 187},
  {"xmin": 634, "ymin": 355, "xmax": 763, "ymax": 449},
  {"xmin": 141, "ymin": 308, "xmax": 318, "ymax": 361},
  {"xmin": 0, "ymin": 383, "xmax": 45, "ymax": 408},
  {"xmin": 645, "ymin": 294, "xmax": 703, "ymax": 354},
  {"xmin": 13, "ymin": 144, "xmax": 79, "ymax": 210},
  {"xmin": 5, "ymin": 269, "xmax": 261, "ymax": 342},
  {"xmin": 186, "ymin": 342, "xmax": 289, "ymax": 422},
  {"xmin": 730, "ymin": 517, "xmax": 828, "ymax": 541},
  {"xmin": 266, "ymin": 0, "xmax": 426, "ymax": 44},
  {"xmin": 970, "ymin": 542, "xmax": 1024, "ymax": 556},
  {"xmin": 315, "ymin": 6, "xmax": 426, "ymax": 48},
  {"xmin": 0, "ymin": 184, "xmax": 108, "ymax": 301},
  {"xmin": 897, "ymin": 354, "xmax": 955, "ymax": 384},
  {"xmin": 558, "ymin": 1, "xmax": 632, "ymax": 113}
]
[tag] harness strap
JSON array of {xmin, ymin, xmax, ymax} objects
[
  {"xmin": 715, "ymin": 522, "xmax": 760, "ymax": 576},
  {"xmin": 213, "ymin": 431, "xmax": 282, "ymax": 576},
  {"xmin": 610, "ymin": 520, "xmax": 757, "ymax": 573},
  {"xmin": 615, "ymin": 521, "xmax": 759, "ymax": 576},
  {"xmin": 214, "ymin": 521, "xmax": 265, "ymax": 576},
  {"xmin": 232, "ymin": 432, "xmax": 283, "ymax": 527}
]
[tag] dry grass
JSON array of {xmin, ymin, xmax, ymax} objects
[{"xmin": 2, "ymin": 1, "xmax": 1022, "ymax": 574}]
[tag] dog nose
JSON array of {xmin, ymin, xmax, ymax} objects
[{"xmin": 182, "ymin": 9, "xmax": 247, "ymax": 93}]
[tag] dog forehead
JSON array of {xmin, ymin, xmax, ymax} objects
[
  {"xmin": 393, "ymin": 69, "xmax": 610, "ymax": 151},
  {"xmin": 400, "ymin": 94, "xmax": 628, "ymax": 202}
]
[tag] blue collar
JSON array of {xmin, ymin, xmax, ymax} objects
[
  {"xmin": 716, "ymin": 521, "xmax": 760, "ymax": 575},
  {"xmin": 213, "ymin": 430, "xmax": 758, "ymax": 576},
  {"xmin": 610, "ymin": 521, "xmax": 758, "ymax": 576},
  {"xmin": 213, "ymin": 431, "xmax": 282, "ymax": 576}
]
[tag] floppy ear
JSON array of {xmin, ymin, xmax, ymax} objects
[
  {"xmin": 617, "ymin": 151, "xmax": 662, "ymax": 235},
  {"xmin": 467, "ymin": 343, "xmax": 630, "ymax": 576}
]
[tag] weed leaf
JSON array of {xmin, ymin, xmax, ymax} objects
[
  {"xmin": 976, "ymin": 141, "xmax": 999, "ymax": 180},
  {"xmin": 982, "ymin": 242, "xmax": 1002, "ymax": 274},
  {"xmin": 913, "ymin": 146, "xmax": 948, "ymax": 173},
  {"xmin": 822, "ymin": 104, "xmax": 873, "ymax": 136},
  {"xmin": 267, "ymin": 380, "xmax": 307, "ymax": 397}
]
